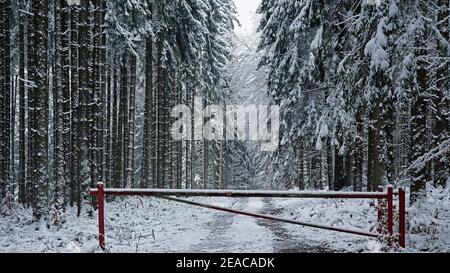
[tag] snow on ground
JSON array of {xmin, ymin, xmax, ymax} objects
[
  {"xmin": 0, "ymin": 197, "xmax": 234, "ymax": 253},
  {"xmin": 407, "ymin": 186, "xmax": 450, "ymax": 252},
  {"xmin": 269, "ymin": 197, "xmax": 383, "ymax": 252},
  {"xmin": 270, "ymin": 185, "xmax": 450, "ymax": 253},
  {"xmin": 0, "ymin": 186, "xmax": 449, "ymax": 253}
]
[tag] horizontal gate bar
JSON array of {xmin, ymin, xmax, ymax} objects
[
  {"xmin": 89, "ymin": 188, "xmax": 388, "ymax": 199},
  {"xmin": 153, "ymin": 194, "xmax": 381, "ymax": 238}
]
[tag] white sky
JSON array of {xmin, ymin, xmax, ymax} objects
[{"xmin": 234, "ymin": 0, "xmax": 261, "ymax": 33}]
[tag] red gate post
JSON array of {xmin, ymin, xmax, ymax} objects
[
  {"xmin": 398, "ymin": 187, "xmax": 406, "ymax": 248},
  {"xmin": 387, "ymin": 185, "xmax": 394, "ymax": 240},
  {"xmin": 97, "ymin": 182, "xmax": 105, "ymax": 250}
]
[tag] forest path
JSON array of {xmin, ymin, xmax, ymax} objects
[
  {"xmin": 187, "ymin": 197, "xmax": 335, "ymax": 252},
  {"xmin": 256, "ymin": 198, "xmax": 334, "ymax": 253},
  {"xmin": 188, "ymin": 198, "xmax": 274, "ymax": 252}
]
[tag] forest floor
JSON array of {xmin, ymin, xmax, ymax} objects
[{"xmin": 0, "ymin": 186, "xmax": 449, "ymax": 252}]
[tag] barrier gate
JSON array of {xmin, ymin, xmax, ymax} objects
[{"xmin": 89, "ymin": 183, "xmax": 406, "ymax": 251}]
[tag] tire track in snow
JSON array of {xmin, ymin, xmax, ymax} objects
[
  {"xmin": 256, "ymin": 198, "xmax": 334, "ymax": 253},
  {"xmin": 188, "ymin": 198, "xmax": 274, "ymax": 252}
]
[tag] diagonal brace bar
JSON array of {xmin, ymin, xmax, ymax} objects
[{"xmin": 153, "ymin": 194, "xmax": 381, "ymax": 239}]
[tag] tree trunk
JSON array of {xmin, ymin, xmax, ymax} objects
[
  {"xmin": 111, "ymin": 56, "xmax": 119, "ymax": 188},
  {"xmin": 334, "ymin": 147, "xmax": 345, "ymax": 191},
  {"xmin": 18, "ymin": 0, "xmax": 27, "ymax": 204},
  {"xmin": 60, "ymin": 0, "xmax": 71, "ymax": 208},
  {"xmin": 156, "ymin": 34, "xmax": 164, "ymax": 188},
  {"xmin": 297, "ymin": 141, "xmax": 304, "ymax": 190},
  {"xmin": 69, "ymin": 4, "xmax": 79, "ymax": 208},
  {"xmin": 141, "ymin": 38, "xmax": 153, "ymax": 188},
  {"xmin": 367, "ymin": 95, "xmax": 383, "ymax": 191},
  {"xmin": 353, "ymin": 111, "xmax": 363, "ymax": 191},
  {"xmin": 117, "ymin": 54, "xmax": 127, "ymax": 188},
  {"xmin": 76, "ymin": 0, "xmax": 91, "ymax": 215},
  {"xmin": 99, "ymin": 0, "xmax": 107, "ymax": 184},
  {"xmin": 28, "ymin": 0, "xmax": 49, "ymax": 219},
  {"xmin": 382, "ymin": 95, "xmax": 395, "ymax": 185},
  {"xmin": 0, "ymin": 0, "xmax": 12, "ymax": 199},
  {"xmin": 52, "ymin": 0, "xmax": 65, "ymax": 214},
  {"xmin": 410, "ymin": 14, "xmax": 429, "ymax": 203},
  {"xmin": 127, "ymin": 54, "xmax": 136, "ymax": 188}
]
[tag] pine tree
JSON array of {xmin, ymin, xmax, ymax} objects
[
  {"xmin": 51, "ymin": 0, "xmax": 67, "ymax": 218},
  {"xmin": 99, "ymin": 0, "xmax": 107, "ymax": 184},
  {"xmin": 28, "ymin": 0, "xmax": 49, "ymax": 219},
  {"xmin": 0, "ymin": 0, "xmax": 12, "ymax": 200},
  {"xmin": 432, "ymin": 0, "xmax": 450, "ymax": 187},
  {"xmin": 69, "ymin": 2, "xmax": 79, "ymax": 207},
  {"xmin": 118, "ymin": 54, "xmax": 128, "ymax": 188},
  {"xmin": 127, "ymin": 54, "xmax": 137, "ymax": 188},
  {"xmin": 18, "ymin": 0, "xmax": 27, "ymax": 204},
  {"xmin": 365, "ymin": 1, "xmax": 398, "ymax": 191},
  {"xmin": 111, "ymin": 56, "xmax": 120, "ymax": 188},
  {"xmin": 60, "ymin": 0, "xmax": 71, "ymax": 207},
  {"xmin": 410, "ymin": 1, "xmax": 430, "ymax": 203},
  {"xmin": 141, "ymin": 37, "xmax": 153, "ymax": 188},
  {"xmin": 76, "ymin": 0, "xmax": 91, "ymax": 214}
]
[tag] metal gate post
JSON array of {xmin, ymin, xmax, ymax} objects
[
  {"xmin": 387, "ymin": 185, "xmax": 394, "ymax": 238},
  {"xmin": 398, "ymin": 187, "xmax": 406, "ymax": 248},
  {"xmin": 98, "ymin": 182, "xmax": 105, "ymax": 250}
]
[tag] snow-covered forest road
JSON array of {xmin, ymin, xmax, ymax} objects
[
  {"xmin": 189, "ymin": 198, "xmax": 332, "ymax": 253},
  {"xmin": 257, "ymin": 199, "xmax": 333, "ymax": 253},
  {"xmin": 189, "ymin": 198, "xmax": 274, "ymax": 252}
]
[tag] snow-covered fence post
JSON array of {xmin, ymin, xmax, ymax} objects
[
  {"xmin": 98, "ymin": 182, "xmax": 105, "ymax": 250},
  {"xmin": 387, "ymin": 185, "xmax": 394, "ymax": 239},
  {"xmin": 398, "ymin": 187, "xmax": 406, "ymax": 248}
]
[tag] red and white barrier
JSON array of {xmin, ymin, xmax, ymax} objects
[{"xmin": 89, "ymin": 183, "xmax": 407, "ymax": 251}]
